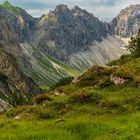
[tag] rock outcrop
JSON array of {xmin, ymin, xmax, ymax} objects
[{"xmin": 0, "ymin": 48, "xmax": 41, "ymax": 96}]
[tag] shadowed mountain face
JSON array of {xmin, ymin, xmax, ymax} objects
[
  {"xmin": 0, "ymin": 49, "xmax": 41, "ymax": 96},
  {"xmin": 0, "ymin": 14, "xmax": 17, "ymax": 44},
  {"xmin": 0, "ymin": 48, "xmax": 41, "ymax": 111},
  {"xmin": 0, "ymin": 2, "xmax": 139, "ymax": 85},
  {"xmin": 33, "ymin": 5, "xmax": 109, "ymax": 61},
  {"xmin": 0, "ymin": 1, "xmax": 36, "ymax": 42}
]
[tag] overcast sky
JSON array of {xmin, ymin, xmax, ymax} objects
[{"xmin": 0, "ymin": 0, "xmax": 140, "ymax": 21}]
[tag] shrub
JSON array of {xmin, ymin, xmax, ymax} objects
[
  {"xmin": 107, "ymin": 54, "xmax": 132, "ymax": 66},
  {"xmin": 34, "ymin": 94, "xmax": 53, "ymax": 104},
  {"xmin": 6, "ymin": 106, "xmax": 29, "ymax": 117},
  {"xmin": 68, "ymin": 92, "xmax": 102, "ymax": 104},
  {"xmin": 132, "ymin": 76, "xmax": 140, "ymax": 87},
  {"xmin": 112, "ymin": 69, "xmax": 134, "ymax": 81},
  {"xmin": 7, "ymin": 92, "xmax": 32, "ymax": 107},
  {"xmin": 36, "ymin": 109, "xmax": 54, "ymax": 119},
  {"xmin": 127, "ymin": 29, "xmax": 140, "ymax": 57},
  {"xmin": 50, "ymin": 101, "xmax": 66, "ymax": 110},
  {"xmin": 51, "ymin": 77, "xmax": 74, "ymax": 89},
  {"xmin": 30, "ymin": 107, "xmax": 55, "ymax": 119},
  {"xmin": 76, "ymin": 66, "xmax": 115, "ymax": 87},
  {"xmin": 98, "ymin": 77, "xmax": 113, "ymax": 88}
]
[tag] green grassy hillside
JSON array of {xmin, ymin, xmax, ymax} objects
[
  {"xmin": 0, "ymin": 33, "xmax": 140, "ymax": 139},
  {"xmin": 20, "ymin": 44, "xmax": 81, "ymax": 86}
]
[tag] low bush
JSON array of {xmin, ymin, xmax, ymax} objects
[
  {"xmin": 68, "ymin": 92, "xmax": 102, "ymax": 104},
  {"xmin": 132, "ymin": 76, "xmax": 140, "ymax": 87},
  {"xmin": 30, "ymin": 107, "xmax": 55, "ymax": 119},
  {"xmin": 112, "ymin": 69, "xmax": 134, "ymax": 80},
  {"xmin": 98, "ymin": 77, "xmax": 113, "ymax": 88},
  {"xmin": 51, "ymin": 77, "xmax": 74, "ymax": 89},
  {"xmin": 36, "ymin": 109, "xmax": 54, "ymax": 119},
  {"xmin": 6, "ymin": 106, "xmax": 29, "ymax": 117},
  {"xmin": 34, "ymin": 94, "xmax": 53, "ymax": 104},
  {"xmin": 76, "ymin": 66, "xmax": 116, "ymax": 87},
  {"xmin": 107, "ymin": 54, "xmax": 132, "ymax": 66}
]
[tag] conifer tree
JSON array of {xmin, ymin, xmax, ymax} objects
[{"xmin": 128, "ymin": 29, "xmax": 140, "ymax": 57}]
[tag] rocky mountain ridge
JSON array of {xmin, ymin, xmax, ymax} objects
[
  {"xmin": 0, "ymin": 1, "xmax": 139, "ymax": 85},
  {"xmin": 0, "ymin": 1, "xmax": 36, "ymax": 42},
  {"xmin": 110, "ymin": 4, "xmax": 140, "ymax": 38},
  {"xmin": 33, "ymin": 4, "xmax": 109, "ymax": 61}
]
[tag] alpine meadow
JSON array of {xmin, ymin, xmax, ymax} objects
[{"xmin": 0, "ymin": 1, "xmax": 140, "ymax": 140}]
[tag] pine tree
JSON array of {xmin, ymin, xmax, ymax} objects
[{"xmin": 128, "ymin": 29, "xmax": 140, "ymax": 57}]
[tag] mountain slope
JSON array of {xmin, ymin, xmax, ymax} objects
[
  {"xmin": 33, "ymin": 5, "xmax": 125, "ymax": 70},
  {"xmin": 69, "ymin": 35, "xmax": 126, "ymax": 70},
  {"xmin": 0, "ymin": 48, "xmax": 41, "ymax": 111},
  {"xmin": 0, "ymin": 1, "xmax": 36, "ymax": 42},
  {"xmin": 0, "ymin": 2, "xmax": 80, "ymax": 85},
  {"xmin": 19, "ymin": 43, "xmax": 81, "ymax": 85},
  {"xmin": 33, "ymin": 5, "xmax": 109, "ymax": 59},
  {"xmin": 2, "ymin": 2, "xmax": 140, "ymax": 85}
]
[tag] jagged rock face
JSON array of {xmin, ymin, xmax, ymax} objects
[
  {"xmin": 0, "ymin": 49, "xmax": 41, "ymax": 96},
  {"xmin": 0, "ymin": 98, "xmax": 11, "ymax": 112},
  {"xmin": 0, "ymin": 48, "xmax": 41, "ymax": 110},
  {"xmin": 0, "ymin": 15, "xmax": 17, "ymax": 44},
  {"xmin": 110, "ymin": 4, "xmax": 140, "ymax": 37},
  {"xmin": 0, "ymin": 2, "xmax": 130, "ymax": 85},
  {"xmin": 34, "ymin": 5, "xmax": 109, "ymax": 61},
  {"xmin": 0, "ymin": 1, "xmax": 36, "ymax": 42}
]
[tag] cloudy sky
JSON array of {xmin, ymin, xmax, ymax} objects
[{"xmin": 0, "ymin": 0, "xmax": 140, "ymax": 21}]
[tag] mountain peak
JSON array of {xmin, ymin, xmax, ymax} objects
[
  {"xmin": 1, "ymin": 1, "xmax": 23, "ymax": 13},
  {"xmin": 2, "ymin": 1, "xmax": 13, "ymax": 8},
  {"xmin": 55, "ymin": 4, "xmax": 69, "ymax": 12},
  {"xmin": 72, "ymin": 5, "xmax": 84, "ymax": 13},
  {"xmin": 72, "ymin": 5, "xmax": 94, "ymax": 17},
  {"xmin": 110, "ymin": 4, "xmax": 140, "ymax": 37},
  {"xmin": 72, "ymin": 5, "xmax": 81, "ymax": 10},
  {"xmin": 52, "ymin": 4, "xmax": 72, "ymax": 21},
  {"xmin": 120, "ymin": 4, "xmax": 140, "ymax": 14},
  {"xmin": 129, "ymin": 4, "xmax": 140, "ymax": 9}
]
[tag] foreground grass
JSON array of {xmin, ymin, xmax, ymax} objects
[
  {"xmin": 0, "ymin": 85, "xmax": 140, "ymax": 140},
  {"xmin": 0, "ymin": 112, "xmax": 140, "ymax": 140}
]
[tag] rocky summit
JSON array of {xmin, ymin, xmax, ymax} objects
[
  {"xmin": 34, "ymin": 4, "xmax": 109, "ymax": 60},
  {"xmin": 110, "ymin": 4, "xmax": 140, "ymax": 38}
]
